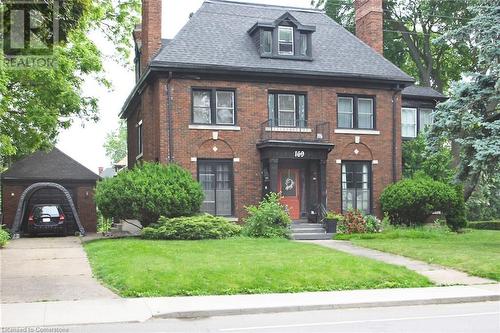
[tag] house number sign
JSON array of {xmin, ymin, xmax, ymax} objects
[{"xmin": 294, "ymin": 151, "xmax": 305, "ymax": 158}]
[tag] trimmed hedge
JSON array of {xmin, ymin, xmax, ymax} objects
[
  {"xmin": 95, "ymin": 163, "xmax": 204, "ymax": 227},
  {"xmin": 141, "ymin": 215, "xmax": 241, "ymax": 240},
  {"xmin": 380, "ymin": 176, "xmax": 467, "ymax": 231},
  {"xmin": 468, "ymin": 221, "xmax": 500, "ymax": 230}
]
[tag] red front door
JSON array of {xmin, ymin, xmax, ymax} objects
[{"xmin": 278, "ymin": 168, "xmax": 301, "ymax": 220}]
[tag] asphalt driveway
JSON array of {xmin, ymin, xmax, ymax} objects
[{"xmin": 0, "ymin": 237, "xmax": 117, "ymax": 303}]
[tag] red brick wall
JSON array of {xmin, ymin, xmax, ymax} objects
[
  {"xmin": 128, "ymin": 77, "xmax": 402, "ymax": 219},
  {"xmin": 1, "ymin": 182, "xmax": 97, "ymax": 233},
  {"xmin": 355, "ymin": 0, "xmax": 383, "ymax": 54}
]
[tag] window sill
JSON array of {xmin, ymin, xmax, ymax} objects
[
  {"xmin": 224, "ymin": 217, "xmax": 239, "ymax": 222},
  {"xmin": 189, "ymin": 125, "xmax": 241, "ymax": 131},
  {"xmin": 265, "ymin": 127, "xmax": 312, "ymax": 133},
  {"xmin": 334, "ymin": 129, "xmax": 380, "ymax": 135}
]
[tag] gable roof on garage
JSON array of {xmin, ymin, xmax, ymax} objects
[{"xmin": 1, "ymin": 148, "xmax": 100, "ymax": 182}]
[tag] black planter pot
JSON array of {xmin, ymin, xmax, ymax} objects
[{"xmin": 324, "ymin": 219, "xmax": 337, "ymax": 233}]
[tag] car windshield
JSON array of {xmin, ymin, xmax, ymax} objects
[{"xmin": 33, "ymin": 206, "xmax": 60, "ymax": 217}]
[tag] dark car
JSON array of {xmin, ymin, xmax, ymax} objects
[{"xmin": 27, "ymin": 204, "xmax": 67, "ymax": 236}]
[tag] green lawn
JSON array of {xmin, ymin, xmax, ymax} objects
[
  {"xmin": 84, "ymin": 238, "xmax": 432, "ymax": 297},
  {"xmin": 337, "ymin": 229, "xmax": 500, "ymax": 281}
]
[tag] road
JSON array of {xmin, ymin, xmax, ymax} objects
[{"xmin": 52, "ymin": 302, "xmax": 500, "ymax": 333}]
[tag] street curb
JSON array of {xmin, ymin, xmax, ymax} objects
[{"xmin": 154, "ymin": 294, "xmax": 500, "ymax": 319}]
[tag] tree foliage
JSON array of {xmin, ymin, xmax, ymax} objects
[
  {"xmin": 104, "ymin": 121, "xmax": 127, "ymax": 164},
  {"xmin": 402, "ymin": 134, "xmax": 455, "ymax": 183},
  {"xmin": 0, "ymin": 0, "xmax": 140, "ymax": 168},
  {"xmin": 429, "ymin": 0, "xmax": 500, "ymax": 200},
  {"xmin": 312, "ymin": 0, "xmax": 477, "ymax": 92}
]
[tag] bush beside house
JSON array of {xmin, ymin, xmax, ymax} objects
[
  {"xmin": 242, "ymin": 193, "xmax": 291, "ymax": 238},
  {"xmin": 0, "ymin": 225, "xmax": 10, "ymax": 248},
  {"xmin": 142, "ymin": 215, "xmax": 241, "ymax": 240},
  {"xmin": 380, "ymin": 175, "xmax": 466, "ymax": 231},
  {"xmin": 95, "ymin": 162, "xmax": 204, "ymax": 226}
]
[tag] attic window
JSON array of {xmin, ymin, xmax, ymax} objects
[
  {"xmin": 278, "ymin": 26, "xmax": 294, "ymax": 55},
  {"xmin": 262, "ymin": 30, "xmax": 272, "ymax": 54}
]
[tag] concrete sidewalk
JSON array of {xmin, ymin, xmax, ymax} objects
[
  {"xmin": 305, "ymin": 240, "xmax": 495, "ymax": 286},
  {"xmin": 1, "ymin": 284, "xmax": 499, "ymax": 328}
]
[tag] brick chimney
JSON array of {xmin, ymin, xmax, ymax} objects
[
  {"xmin": 140, "ymin": 0, "xmax": 162, "ymax": 72},
  {"xmin": 354, "ymin": 0, "xmax": 383, "ymax": 55}
]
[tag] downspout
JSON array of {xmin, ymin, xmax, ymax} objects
[
  {"xmin": 391, "ymin": 86, "xmax": 400, "ymax": 183},
  {"xmin": 166, "ymin": 71, "xmax": 174, "ymax": 162}
]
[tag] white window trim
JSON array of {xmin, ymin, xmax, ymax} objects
[
  {"xmin": 278, "ymin": 94, "xmax": 296, "ymax": 127},
  {"xmin": 334, "ymin": 129, "xmax": 380, "ymax": 135},
  {"xmin": 188, "ymin": 124, "xmax": 241, "ymax": 131},
  {"xmin": 278, "ymin": 26, "xmax": 294, "ymax": 55},
  {"xmin": 338, "ymin": 96, "xmax": 354, "ymax": 128},
  {"xmin": 402, "ymin": 107, "xmax": 417, "ymax": 138},
  {"xmin": 357, "ymin": 98, "xmax": 374, "ymax": 129},
  {"xmin": 265, "ymin": 127, "xmax": 312, "ymax": 133},
  {"xmin": 215, "ymin": 91, "xmax": 235, "ymax": 125},
  {"xmin": 136, "ymin": 120, "xmax": 143, "ymax": 160}
]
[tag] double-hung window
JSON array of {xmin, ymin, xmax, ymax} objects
[
  {"xmin": 402, "ymin": 107, "xmax": 417, "ymax": 138},
  {"xmin": 268, "ymin": 92, "xmax": 306, "ymax": 127},
  {"xmin": 278, "ymin": 26, "xmax": 294, "ymax": 55},
  {"xmin": 419, "ymin": 108, "xmax": 434, "ymax": 131},
  {"xmin": 136, "ymin": 120, "xmax": 143, "ymax": 158},
  {"xmin": 198, "ymin": 160, "xmax": 233, "ymax": 217},
  {"xmin": 342, "ymin": 162, "xmax": 371, "ymax": 214},
  {"xmin": 192, "ymin": 89, "xmax": 235, "ymax": 125},
  {"xmin": 337, "ymin": 95, "xmax": 375, "ymax": 129}
]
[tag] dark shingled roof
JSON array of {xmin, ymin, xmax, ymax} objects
[
  {"xmin": 152, "ymin": 0, "xmax": 414, "ymax": 83},
  {"xmin": 402, "ymin": 85, "xmax": 447, "ymax": 100},
  {"xmin": 1, "ymin": 148, "xmax": 100, "ymax": 181}
]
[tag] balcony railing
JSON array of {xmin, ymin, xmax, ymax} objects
[{"xmin": 260, "ymin": 119, "xmax": 331, "ymax": 143}]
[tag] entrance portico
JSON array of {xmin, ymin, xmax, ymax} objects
[{"xmin": 258, "ymin": 141, "xmax": 334, "ymax": 222}]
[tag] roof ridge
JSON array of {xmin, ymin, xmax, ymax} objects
[{"xmin": 205, "ymin": 0, "xmax": 324, "ymax": 13}]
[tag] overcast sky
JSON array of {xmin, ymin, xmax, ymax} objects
[{"xmin": 56, "ymin": 0, "xmax": 314, "ymax": 174}]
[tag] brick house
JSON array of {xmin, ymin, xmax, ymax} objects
[{"xmin": 121, "ymin": 0, "xmax": 444, "ymax": 222}]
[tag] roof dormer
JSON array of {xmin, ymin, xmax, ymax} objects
[{"xmin": 248, "ymin": 12, "xmax": 315, "ymax": 61}]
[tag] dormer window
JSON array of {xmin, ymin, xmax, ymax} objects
[
  {"xmin": 278, "ymin": 26, "xmax": 294, "ymax": 55},
  {"xmin": 248, "ymin": 12, "xmax": 315, "ymax": 61}
]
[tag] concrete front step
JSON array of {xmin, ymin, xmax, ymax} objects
[
  {"xmin": 292, "ymin": 228, "xmax": 325, "ymax": 234},
  {"xmin": 293, "ymin": 233, "xmax": 333, "ymax": 240}
]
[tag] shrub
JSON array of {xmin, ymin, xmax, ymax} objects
[
  {"xmin": 141, "ymin": 214, "xmax": 241, "ymax": 240},
  {"xmin": 338, "ymin": 210, "xmax": 366, "ymax": 234},
  {"xmin": 467, "ymin": 221, "xmax": 500, "ymax": 230},
  {"xmin": 242, "ymin": 193, "xmax": 291, "ymax": 238},
  {"xmin": 380, "ymin": 175, "xmax": 467, "ymax": 231},
  {"xmin": 97, "ymin": 212, "xmax": 113, "ymax": 234},
  {"xmin": 325, "ymin": 211, "xmax": 343, "ymax": 220},
  {"xmin": 95, "ymin": 163, "xmax": 204, "ymax": 227},
  {"xmin": 365, "ymin": 215, "xmax": 382, "ymax": 233},
  {"xmin": 0, "ymin": 225, "xmax": 10, "ymax": 248}
]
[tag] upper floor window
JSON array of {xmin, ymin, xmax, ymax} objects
[
  {"xmin": 262, "ymin": 30, "xmax": 272, "ymax": 54},
  {"xmin": 278, "ymin": 26, "xmax": 294, "ymax": 55},
  {"xmin": 402, "ymin": 107, "xmax": 417, "ymax": 138},
  {"xmin": 402, "ymin": 107, "xmax": 434, "ymax": 138},
  {"xmin": 136, "ymin": 120, "xmax": 143, "ymax": 158},
  {"xmin": 337, "ymin": 95, "xmax": 375, "ymax": 129},
  {"xmin": 268, "ymin": 92, "xmax": 306, "ymax": 127},
  {"xmin": 192, "ymin": 89, "xmax": 235, "ymax": 125}
]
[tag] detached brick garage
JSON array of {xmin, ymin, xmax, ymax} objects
[{"xmin": 0, "ymin": 148, "xmax": 100, "ymax": 235}]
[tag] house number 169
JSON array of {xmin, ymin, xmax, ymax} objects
[{"xmin": 294, "ymin": 151, "xmax": 305, "ymax": 158}]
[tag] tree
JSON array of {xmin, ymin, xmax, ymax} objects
[
  {"xmin": 429, "ymin": 0, "xmax": 500, "ymax": 201},
  {"xmin": 312, "ymin": 0, "xmax": 477, "ymax": 92},
  {"xmin": 0, "ymin": 0, "xmax": 140, "ymax": 169},
  {"xmin": 402, "ymin": 134, "xmax": 455, "ymax": 183},
  {"xmin": 104, "ymin": 121, "xmax": 127, "ymax": 164}
]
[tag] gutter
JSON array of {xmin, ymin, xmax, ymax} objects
[
  {"xmin": 392, "ymin": 87, "xmax": 401, "ymax": 183},
  {"xmin": 166, "ymin": 72, "xmax": 174, "ymax": 162}
]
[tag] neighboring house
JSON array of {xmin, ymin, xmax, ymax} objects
[
  {"xmin": 120, "ymin": 0, "xmax": 442, "ymax": 221},
  {"xmin": 401, "ymin": 85, "xmax": 447, "ymax": 140},
  {"xmin": 0, "ymin": 148, "xmax": 100, "ymax": 234}
]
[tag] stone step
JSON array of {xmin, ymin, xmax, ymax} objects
[
  {"xmin": 293, "ymin": 233, "xmax": 334, "ymax": 240},
  {"xmin": 292, "ymin": 227, "xmax": 325, "ymax": 234},
  {"xmin": 292, "ymin": 223, "xmax": 323, "ymax": 228}
]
